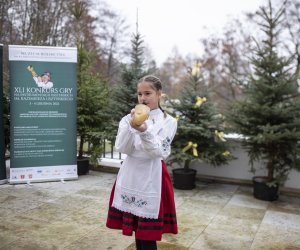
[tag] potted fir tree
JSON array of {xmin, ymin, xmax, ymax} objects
[
  {"xmin": 71, "ymin": 1, "xmax": 109, "ymax": 174},
  {"xmin": 168, "ymin": 63, "xmax": 234, "ymax": 190},
  {"xmin": 107, "ymin": 32, "xmax": 152, "ymax": 140},
  {"xmin": 229, "ymin": 1, "xmax": 300, "ymax": 201}
]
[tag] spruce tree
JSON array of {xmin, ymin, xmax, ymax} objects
[
  {"xmin": 169, "ymin": 63, "xmax": 233, "ymax": 170},
  {"xmin": 229, "ymin": 1, "xmax": 300, "ymax": 184},
  {"xmin": 77, "ymin": 46, "xmax": 109, "ymax": 159},
  {"xmin": 106, "ymin": 32, "xmax": 151, "ymax": 140}
]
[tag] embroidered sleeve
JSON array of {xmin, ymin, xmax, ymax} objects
[
  {"xmin": 139, "ymin": 116, "xmax": 177, "ymax": 160},
  {"xmin": 114, "ymin": 115, "xmax": 135, "ymax": 155}
]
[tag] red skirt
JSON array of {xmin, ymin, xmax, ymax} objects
[{"xmin": 106, "ymin": 160, "xmax": 178, "ymax": 241}]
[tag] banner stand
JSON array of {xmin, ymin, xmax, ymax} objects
[
  {"xmin": 9, "ymin": 45, "xmax": 77, "ymax": 184},
  {"xmin": 0, "ymin": 44, "xmax": 7, "ymax": 184}
]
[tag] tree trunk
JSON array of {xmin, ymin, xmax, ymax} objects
[
  {"xmin": 183, "ymin": 159, "xmax": 191, "ymax": 172},
  {"xmin": 267, "ymin": 160, "xmax": 274, "ymax": 180}
]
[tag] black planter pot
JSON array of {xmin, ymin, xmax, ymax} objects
[
  {"xmin": 172, "ymin": 168, "xmax": 197, "ymax": 190},
  {"xmin": 77, "ymin": 157, "xmax": 90, "ymax": 175},
  {"xmin": 253, "ymin": 176, "xmax": 279, "ymax": 201}
]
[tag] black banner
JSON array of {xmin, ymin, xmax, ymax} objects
[{"xmin": 0, "ymin": 44, "xmax": 6, "ymax": 184}]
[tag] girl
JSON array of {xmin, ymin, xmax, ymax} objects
[{"xmin": 106, "ymin": 75, "xmax": 178, "ymax": 250}]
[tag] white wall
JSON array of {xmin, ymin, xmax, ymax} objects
[
  {"xmin": 101, "ymin": 138, "xmax": 300, "ymax": 191},
  {"xmin": 186, "ymin": 140, "xmax": 300, "ymax": 190}
]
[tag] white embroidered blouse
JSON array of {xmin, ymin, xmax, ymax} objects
[{"xmin": 112, "ymin": 108, "xmax": 177, "ymax": 219}]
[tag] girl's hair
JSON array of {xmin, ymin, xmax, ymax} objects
[{"xmin": 138, "ymin": 75, "xmax": 167, "ymax": 118}]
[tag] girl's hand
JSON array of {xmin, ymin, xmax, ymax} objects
[
  {"xmin": 130, "ymin": 121, "xmax": 147, "ymax": 132},
  {"xmin": 130, "ymin": 108, "xmax": 135, "ymax": 117}
]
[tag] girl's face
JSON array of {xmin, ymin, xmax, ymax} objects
[
  {"xmin": 41, "ymin": 75, "xmax": 50, "ymax": 82},
  {"xmin": 137, "ymin": 81, "xmax": 161, "ymax": 110}
]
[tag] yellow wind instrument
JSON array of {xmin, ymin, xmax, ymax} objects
[
  {"xmin": 27, "ymin": 65, "xmax": 38, "ymax": 77},
  {"xmin": 132, "ymin": 104, "xmax": 150, "ymax": 126}
]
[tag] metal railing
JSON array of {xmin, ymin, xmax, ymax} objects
[{"xmin": 101, "ymin": 138, "xmax": 124, "ymax": 160}]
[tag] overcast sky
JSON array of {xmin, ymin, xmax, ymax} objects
[{"xmin": 107, "ymin": 0, "xmax": 267, "ymax": 65}]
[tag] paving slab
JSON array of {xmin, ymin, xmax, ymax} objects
[{"xmin": 0, "ymin": 170, "xmax": 300, "ymax": 250}]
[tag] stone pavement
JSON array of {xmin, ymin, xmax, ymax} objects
[{"xmin": 0, "ymin": 170, "xmax": 300, "ymax": 250}]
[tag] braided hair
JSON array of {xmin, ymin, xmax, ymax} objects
[{"xmin": 138, "ymin": 75, "xmax": 167, "ymax": 118}]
